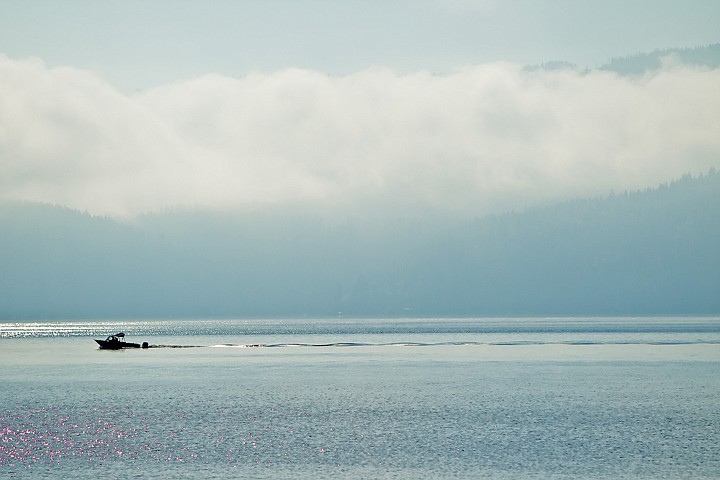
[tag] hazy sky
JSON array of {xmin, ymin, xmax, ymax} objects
[
  {"xmin": 2, "ymin": 0, "xmax": 719, "ymax": 90},
  {"xmin": 1, "ymin": 1, "xmax": 719, "ymax": 217}
]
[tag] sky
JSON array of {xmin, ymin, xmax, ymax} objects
[{"xmin": 1, "ymin": 0, "xmax": 719, "ymax": 217}]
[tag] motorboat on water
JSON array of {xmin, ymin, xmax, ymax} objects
[{"xmin": 95, "ymin": 332, "xmax": 148, "ymax": 350}]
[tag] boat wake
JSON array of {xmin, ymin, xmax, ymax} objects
[
  {"xmin": 206, "ymin": 340, "xmax": 720, "ymax": 348},
  {"xmin": 146, "ymin": 344, "xmax": 206, "ymax": 348},
  {"xmin": 210, "ymin": 341, "xmax": 473, "ymax": 348},
  {"xmin": 103, "ymin": 339, "xmax": 719, "ymax": 350}
]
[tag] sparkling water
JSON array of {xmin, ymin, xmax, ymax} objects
[{"xmin": 2, "ymin": 317, "xmax": 719, "ymax": 478}]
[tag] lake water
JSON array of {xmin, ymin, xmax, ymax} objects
[{"xmin": 1, "ymin": 317, "xmax": 719, "ymax": 479}]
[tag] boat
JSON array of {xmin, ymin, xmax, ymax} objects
[{"xmin": 95, "ymin": 332, "xmax": 148, "ymax": 350}]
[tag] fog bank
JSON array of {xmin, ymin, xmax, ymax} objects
[{"xmin": 1, "ymin": 54, "xmax": 719, "ymax": 217}]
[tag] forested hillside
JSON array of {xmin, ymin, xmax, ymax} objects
[
  {"xmin": 528, "ymin": 43, "xmax": 720, "ymax": 74},
  {"xmin": 601, "ymin": 43, "xmax": 720, "ymax": 74},
  {"xmin": 1, "ymin": 170, "xmax": 718, "ymax": 318}
]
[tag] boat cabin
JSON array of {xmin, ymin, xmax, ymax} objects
[{"xmin": 106, "ymin": 332, "xmax": 126, "ymax": 343}]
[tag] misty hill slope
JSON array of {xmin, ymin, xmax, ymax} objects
[
  {"xmin": 600, "ymin": 43, "xmax": 720, "ymax": 74},
  {"xmin": 1, "ymin": 170, "xmax": 718, "ymax": 319},
  {"xmin": 528, "ymin": 44, "xmax": 720, "ymax": 74}
]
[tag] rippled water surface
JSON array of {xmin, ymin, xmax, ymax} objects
[{"xmin": 2, "ymin": 317, "xmax": 719, "ymax": 478}]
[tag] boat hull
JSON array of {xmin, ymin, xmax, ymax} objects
[{"xmin": 95, "ymin": 339, "xmax": 142, "ymax": 349}]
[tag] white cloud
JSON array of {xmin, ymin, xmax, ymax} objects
[{"xmin": 1, "ymin": 54, "xmax": 719, "ymax": 217}]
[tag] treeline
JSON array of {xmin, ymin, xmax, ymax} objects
[
  {"xmin": 601, "ymin": 43, "xmax": 720, "ymax": 74},
  {"xmin": 0, "ymin": 170, "xmax": 718, "ymax": 319},
  {"xmin": 527, "ymin": 44, "xmax": 720, "ymax": 74}
]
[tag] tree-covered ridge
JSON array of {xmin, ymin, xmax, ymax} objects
[
  {"xmin": 600, "ymin": 43, "xmax": 720, "ymax": 74},
  {"xmin": 526, "ymin": 44, "xmax": 720, "ymax": 74},
  {"xmin": 1, "ymin": 170, "xmax": 718, "ymax": 319}
]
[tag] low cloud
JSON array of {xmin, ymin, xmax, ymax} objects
[{"xmin": 1, "ymin": 54, "xmax": 719, "ymax": 217}]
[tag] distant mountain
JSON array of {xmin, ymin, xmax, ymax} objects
[
  {"xmin": 524, "ymin": 60, "xmax": 580, "ymax": 72},
  {"xmin": 527, "ymin": 44, "xmax": 720, "ymax": 74},
  {"xmin": 1, "ymin": 170, "xmax": 718, "ymax": 319},
  {"xmin": 600, "ymin": 43, "xmax": 720, "ymax": 74}
]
